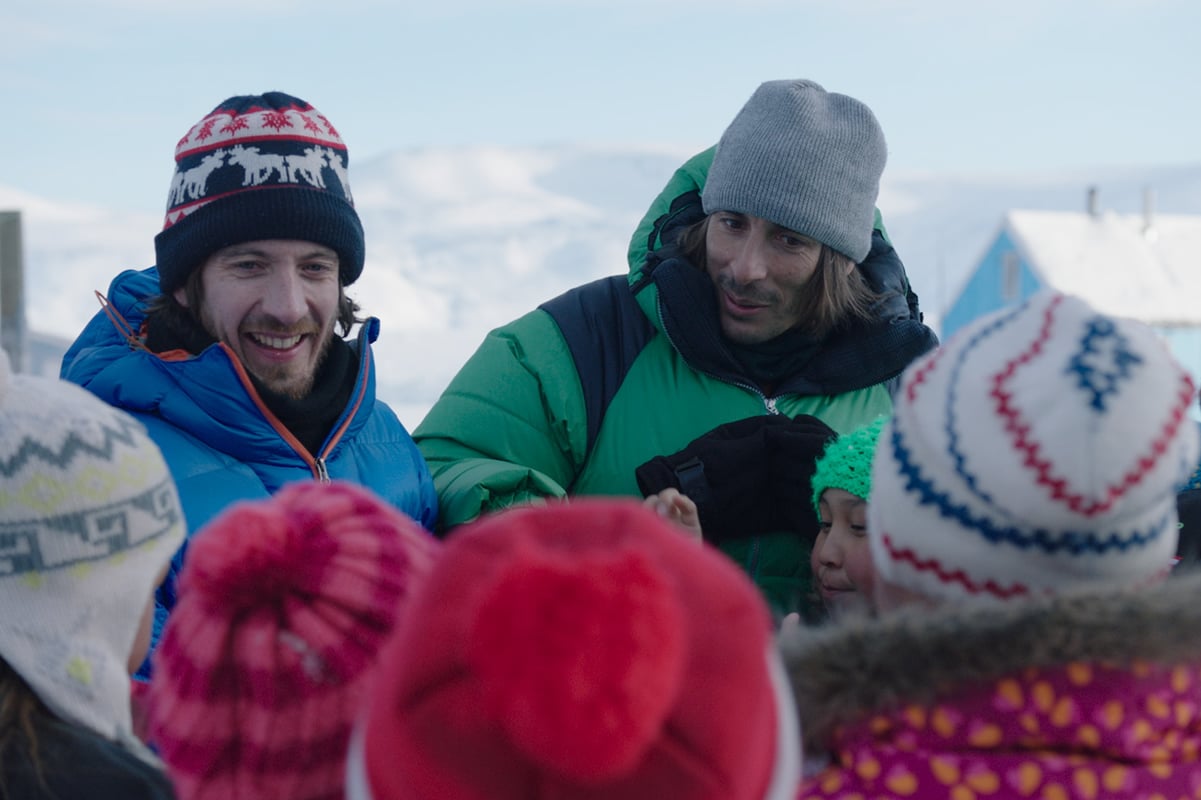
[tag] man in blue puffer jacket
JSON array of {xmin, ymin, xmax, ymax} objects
[{"xmin": 60, "ymin": 91, "xmax": 438, "ymax": 678}]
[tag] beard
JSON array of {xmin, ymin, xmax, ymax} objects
[
  {"xmin": 251, "ymin": 328, "xmax": 334, "ymax": 400},
  {"xmin": 197, "ymin": 304, "xmax": 336, "ymax": 401}
]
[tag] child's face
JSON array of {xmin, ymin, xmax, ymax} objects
[
  {"xmin": 812, "ymin": 488, "xmax": 875, "ymax": 616},
  {"xmin": 128, "ymin": 563, "xmax": 169, "ymax": 675}
]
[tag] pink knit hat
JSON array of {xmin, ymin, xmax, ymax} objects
[
  {"xmin": 345, "ymin": 499, "xmax": 802, "ymax": 800},
  {"xmin": 146, "ymin": 481, "xmax": 439, "ymax": 800}
]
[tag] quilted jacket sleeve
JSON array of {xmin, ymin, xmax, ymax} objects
[{"xmin": 414, "ymin": 308, "xmax": 589, "ymax": 532}]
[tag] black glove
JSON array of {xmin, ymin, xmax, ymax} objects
[{"xmin": 635, "ymin": 414, "xmax": 837, "ymax": 544}]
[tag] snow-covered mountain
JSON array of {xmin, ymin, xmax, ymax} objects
[{"xmin": 3, "ymin": 144, "xmax": 1200, "ymax": 425}]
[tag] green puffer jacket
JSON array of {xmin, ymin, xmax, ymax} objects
[{"xmin": 414, "ymin": 147, "xmax": 938, "ymax": 616}]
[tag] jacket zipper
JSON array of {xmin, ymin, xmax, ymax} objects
[
  {"xmin": 104, "ymin": 292, "xmax": 364, "ymax": 483},
  {"xmin": 218, "ymin": 342, "xmax": 362, "ymax": 482},
  {"xmin": 315, "ymin": 328, "xmax": 372, "ymax": 471},
  {"xmin": 656, "ymin": 303, "xmax": 782, "ymax": 415}
]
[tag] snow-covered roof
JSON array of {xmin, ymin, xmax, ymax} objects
[{"xmin": 1005, "ymin": 209, "xmax": 1201, "ymax": 326}]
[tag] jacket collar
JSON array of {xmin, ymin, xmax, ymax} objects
[
  {"xmin": 781, "ymin": 570, "xmax": 1201, "ymax": 752},
  {"xmin": 66, "ymin": 267, "xmax": 379, "ymax": 458}
]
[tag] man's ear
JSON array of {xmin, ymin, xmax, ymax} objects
[{"xmin": 173, "ymin": 286, "xmax": 189, "ymax": 308}]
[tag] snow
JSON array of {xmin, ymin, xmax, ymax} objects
[
  {"xmin": 2, "ymin": 145, "xmax": 1200, "ymax": 425},
  {"xmin": 1006, "ymin": 210, "xmax": 1201, "ymax": 326}
]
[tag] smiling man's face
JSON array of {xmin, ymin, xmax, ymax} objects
[{"xmin": 178, "ymin": 239, "xmax": 340, "ymax": 399}]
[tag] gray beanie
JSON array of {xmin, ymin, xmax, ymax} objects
[{"xmin": 701, "ymin": 79, "xmax": 887, "ymax": 263}]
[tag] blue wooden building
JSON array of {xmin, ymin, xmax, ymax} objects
[{"xmin": 942, "ymin": 205, "xmax": 1201, "ymax": 392}]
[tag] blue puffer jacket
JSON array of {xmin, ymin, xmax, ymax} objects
[{"xmin": 61, "ymin": 267, "xmax": 438, "ymax": 676}]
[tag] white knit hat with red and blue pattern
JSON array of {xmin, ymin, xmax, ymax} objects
[{"xmin": 870, "ymin": 290, "xmax": 1199, "ymax": 602}]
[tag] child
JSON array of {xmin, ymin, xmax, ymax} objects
[
  {"xmin": 346, "ymin": 499, "xmax": 802, "ymax": 800},
  {"xmin": 0, "ymin": 350, "xmax": 184, "ymax": 799},
  {"xmin": 784, "ymin": 290, "xmax": 1201, "ymax": 798},
  {"xmin": 636, "ymin": 413, "xmax": 839, "ymax": 618},
  {"xmin": 808, "ymin": 416, "xmax": 886, "ymax": 618},
  {"xmin": 146, "ymin": 481, "xmax": 439, "ymax": 800},
  {"xmin": 642, "ymin": 487, "xmax": 702, "ymax": 542}
]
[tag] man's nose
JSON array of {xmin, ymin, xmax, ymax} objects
[
  {"xmin": 727, "ymin": 238, "xmax": 768, "ymax": 284},
  {"xmin": 259, "ymin": 268, "xmax": 307, "ymax": 324}
]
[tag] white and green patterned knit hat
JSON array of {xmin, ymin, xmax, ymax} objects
[{"xmin": 0, "ymin": 349, "xmax": 184, "ymax": 750}]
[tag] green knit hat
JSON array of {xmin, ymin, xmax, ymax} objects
[{"xmin": 810, "ymin": 416, "xmax": 888, "ymax": 514}]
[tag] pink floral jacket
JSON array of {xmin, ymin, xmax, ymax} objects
[{"xmin": 782, "ymin": 571, "xmax": 1201, "ymax": 799}]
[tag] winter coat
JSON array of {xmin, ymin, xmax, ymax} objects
[
  {"xmin": 784, "ymin": 569, "xmax": 1201, "ymax": 799},
  {"xmin": 1, "ymin": 710, "xmax": 176, "ymax": 800},
  {"xmin": 60, "ymin": 267, "xmax": 439, "ymax": 674},
  {"xmin": 414, "ymin": 148, "xmax": 937, "ymax": 615}
]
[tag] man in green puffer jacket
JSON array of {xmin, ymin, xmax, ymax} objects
[{"xmin": 414, "ymin": 79, "xmax": 938, "ymax": 619}]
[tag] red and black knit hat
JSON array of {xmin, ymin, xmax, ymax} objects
[
  {"xmin": 146, "ymin": 481, "xmax": 439, "ymax": 800},
  {"xmin": 153, "ymin": 91, "xmax": 365, "ymax": 294}
]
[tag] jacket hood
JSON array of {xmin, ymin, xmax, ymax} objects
[
  {"xmin": 780, "ymin": 569, "xmax": 1201, "ymax": 753},
  {"xmin": 627, "ymin": 147, "xmax": 923, "ymax": 323},
  {"xmin": 627, "ymin": 149, "xmax": 715, "ymax": 288},
  {"xmin": 623, "ymin": 148, "xmax": 938, "ymax": 394}
]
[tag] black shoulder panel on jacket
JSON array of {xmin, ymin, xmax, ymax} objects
[{"xmin": 540, "ymin": 275, "xmax": 656, "ymax": 459}]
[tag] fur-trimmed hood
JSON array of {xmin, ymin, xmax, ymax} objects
[{"xmin": 781, "ymin": 568, "xmax": 1201, "ymax": 754}]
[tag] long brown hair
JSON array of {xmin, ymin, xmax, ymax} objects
[
  {"xmin": 676, "ymin": 215, "xmax": 878, "ymax": 338},
  {"xmin": 0, "ymin": 659, "xmax": 49, "ymax": 797}
]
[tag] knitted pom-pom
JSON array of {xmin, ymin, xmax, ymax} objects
[
  {"xmin": 183, "ymin": 500, "xmax": 305, "ymax": 614},
  {"xmin": 467, "ymin": 545, "xmax": 687, "ymax": 782},
  {"xmin": 150, "ymin": 482, "xmax": 439, "ymax": 800}
]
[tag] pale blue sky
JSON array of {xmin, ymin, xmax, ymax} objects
[{"xmin": 3, "ymin": 0, "xmax": 1198, "ymax": 217}]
